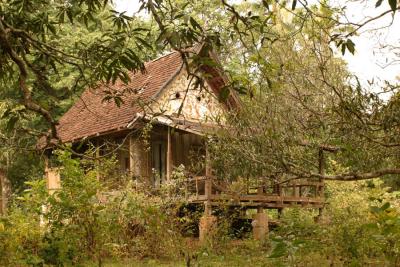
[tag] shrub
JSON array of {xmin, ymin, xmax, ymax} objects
[{"xmin": 0, "ymin": 150, "xmax": 189, "ymax": 266}]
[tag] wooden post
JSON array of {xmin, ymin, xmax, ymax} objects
[
  {"xmin": 195, "ymin": 178, "xmax": 199, "ymax": 198},
  {"xmin": 129, "ymin": 135, "xmax": 143, "ymax": 179},
  {"xmin": 166, "ymin": 126, "xmax": 172, "ymax": 181},
  {"xmin": 294, "ymin": 184, "xmax": 299, "ymax": 197},
  {"xmin": 278, "ymin": 208, "xmax": 283, "ymax": 219},
  {"xmin": 95, "ymin": 140, "xmax": 101, "ymax": 181},
  {"xmin": 0, "ymin": 169, "xmax": 6, "ymax": 215},
  {"xmin": 199, "ymin": 142, "xmax": 217, "ymax": 242},
  {"xmin": 1, "ymin": 152, "xmax": 12, "ymax": 215},
  {"xmin": 318, "ymin": 149, "xmax": 325, "ymax": 197},
  {"xmin": 252, "ymin": 208, "xmax": 268, "ymax": 240},
  {"xmin": 46, "ymin": 167, "xmax": 61, "ymax": 195},
  {"xmin": 129, "ymin": 135, "xmax": 135, "ymax": 177},
  {"xmin": 204, "ymin": 143, "xmax": 212, "ymax": 214},
  {"xmin": 317, "ymin": 148, "xmax": 325, "ymax": 220},
  {"xmin": 199, "ymin": 212, "xmax": 217, "ymax": 242}
]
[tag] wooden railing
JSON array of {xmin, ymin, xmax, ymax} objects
[{"xmin": 184, "ymin": 176, "xmax": 325, "ymax": 208}]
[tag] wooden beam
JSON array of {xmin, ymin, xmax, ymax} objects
[
  {"xmin": 129, "ymin": 134, "xmax": 143, "ymax": 178},
  {"xmin": 46, "ymin": 167, "xmax": 61, "ymax": 195},
  {"xmin": 95, "ymin": 140, "xmax": 101, "ymax": 181},
  {"xmin": 204, "ymin": 143, "xmax": 213, "ymax": 216},
  {"xmin": 166, "ymin": 126, "xmax": 172, "ymax": 181},
  {"xmin": 129, "ymin": 134, "xmax": 134, "ymax": 176},
  {"xmin": 317, "ymin": 148, "xmax": 325, "ymax": 220},
  {"xmin": 0, "ymin": 169, "xmax": 5, "ymax": 215}
]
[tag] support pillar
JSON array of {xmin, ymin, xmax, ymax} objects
[
  {"xmin": 95, "ymin": 140, "xmax": 101, "ymax": 181},
  {"xmin": 45, "ymin": 167, "xmax": 61, "ymax": 195},
  {"xmin": 252, "ymin": 208, "xmax": 269, "ymax": 240},
  {"xmin": 199, "ymin": 202, "xmax": 217, "ymax": 242},
  {"xmin": 278, "ymin": 208, "xmax": 283, "ymax": 219},
  {"xmin": 129, "ymin": 135, "xmax": 142, "ymax": 178},
  {"xmin": 316, "ymin": 148, "xmax": 325, "ymax": 222},
  {"xmin": 0, "ymin": 168, "xmax": 8, "ymax": 215},
  {"xmin": 166, "ymin": 126, "xmax": 172, "ymax": 181},
  {"xmin": 199, "ymin": 142, "xmax": 217, "ymax": 242}
]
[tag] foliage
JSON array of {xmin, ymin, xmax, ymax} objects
[
  {"xmin": 265, "ymin": 180, "xmax": 400, "ymax": 266},
  {"xmin": 0, "ymin": 150, "xmax": 190, "ymax": 266},
  {"xmin": 0, "ymin": 0, "xmax": 157, "ymax": 192},
  {"xmin": 1, "ymin": 0, "xmax": 400, "ymax": 265},
  {"xmin": 1, "ymin": 151, "xmax": 400, "ymax": 266}
]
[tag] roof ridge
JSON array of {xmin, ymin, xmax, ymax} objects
[
  {"xmin": 147, "ymin": 50, "xmax": 178, "ymax": 64},
  {"xmin": 146, "ymin": 44, "xmax": 202, "ymax": 65}
]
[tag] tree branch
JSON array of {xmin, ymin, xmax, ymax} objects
[{"xmin": 0, "ymin": 19, "xmax": 59, "ymax": 141}]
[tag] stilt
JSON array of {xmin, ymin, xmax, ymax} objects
[
  {"xmin": 315, "ymin": 207, "xmax": 323, "ymax": 223},
  {"xmin": 199, "ymin": 202, "xmax": 216, "ymax": 242},
  {"xmin": 166, "ymin": 126, "xmax": 172, "ymax": 181},
  {"xmin": 315, "ymin": 148, "xmax": 325, "ymax": 222},
  {"xmin": 252, "ymin": 207, "xmax": 268, "ymax": 240},
  {"xmin": 277, "ymin": 208, "xmax": 283, "ymax": 219}
]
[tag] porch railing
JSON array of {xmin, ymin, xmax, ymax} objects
[{"xmin": 184, "ymin": 176, "xmax": 325, "ymax": 208}]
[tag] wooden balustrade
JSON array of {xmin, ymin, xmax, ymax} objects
[{"xmin": 184, "ymin": 176, "xmax": 325, "ymax": 208}]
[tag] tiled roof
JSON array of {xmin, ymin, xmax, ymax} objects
[{"xmin": 56, "ymin": 51, "xmax": 183, "ymax": 143}]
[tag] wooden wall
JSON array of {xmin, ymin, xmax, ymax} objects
[{"xmin": 113, "ymin": 127, "xmax": 206, "ymax": 186}]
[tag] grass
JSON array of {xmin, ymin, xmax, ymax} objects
[{"xmin": 84, "ymin": 239, "xmax": 337, "ymax": 267}]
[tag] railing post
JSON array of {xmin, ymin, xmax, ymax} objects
[
  {"xmin": 195, "ymin": 178, "xmax": 199, "ymax": 198},
  {"xmin": 294, "ymin": 184, "xmax": 299, "ymax": 197},
  {"xmin": 205, "ymin": 177, "xmax": 212, "ymax": 209},
  {"xmin": 200, "ymin": 143, "xmax": 216, "ymax": 242},
  {"xmin": 317, "ymin": 148, "xmax": 325, "ymax": 220}
]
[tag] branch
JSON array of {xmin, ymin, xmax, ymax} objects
[
  {"xmin": 287, "ymin": 168, "xmax": 400, "ymax": 182},
  {"xmin": 0, "ymin": 19, "xmax": 59, "ymax": 141}
]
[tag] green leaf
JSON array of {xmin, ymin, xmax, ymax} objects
[
  {"xmin": 135, "ymin": 37, "xmax": 152, "ymax": 49},
  {"xmin": 190, "ymin": 17, "xmax": 202, "ymax": 30},
  {"xmin": 266, "ymin": 77, "xmax": 272, "ymax": 88},
  {"xmin": 370, "ymin": 206, "xmax": 381, "ymax": 214},
  {"xmin": 381, "ymin": 202, "xmax": 390, "ymax": 210},
  {"xmin": 341, "ymin": 43, "xmax": 346, "ymax": 55},
  {"xmin": 6, "ymin": 116, "xmax": 18, "ymax": 132},
  {"xmin": 268, "ymin": 242, "xmax": 287, "ymax": 258},
  {"xmin": 375, "ymin": 0, "xmax": 384, "ymax": 7},
  {"xmin": 388, "ymin": 0, "xmax": 397, "ymax": 11},
  {"xmin": 346, "ymin": 39, "xmax": 355, "ymax": 54},
  {"xmin": 262, "ymin": 0, "xmax": 270, "ymax": 10},
  {"xmin": 363, "ymin": 223, "xmax": 378, "ymax": 230}
]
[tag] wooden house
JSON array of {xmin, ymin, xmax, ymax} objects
[
  {"xmin": 42, "ymin": 46, "xmax": 324, "ymax": 240},
  {"xmin": 43, "ymin": 46, "xmax": 239, "ymax": 183}
]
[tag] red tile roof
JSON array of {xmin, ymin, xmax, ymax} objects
[
  {"xmin": 56, "ymin": 51, "xmax": 183, "ymax": 143},
  {"xmin": 38, "ymin": 48, "xmax": 240, "ymax": 148}
]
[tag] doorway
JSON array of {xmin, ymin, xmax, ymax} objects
[{"xmin": 151, "ymin": 141, "xmax": 166, "ymax": 187}]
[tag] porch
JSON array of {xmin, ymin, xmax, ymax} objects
[{"xmin": 184, "ymin": 176, "xmax": 324, "ymax": 209}]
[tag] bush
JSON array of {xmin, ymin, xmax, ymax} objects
[
  {"xmin": 268, "ymin": 180, "xmax": 400, "ymax": 266},
  {"xmin": 0, "ymin": 150, "xmax": 189, "ymax": 266}
]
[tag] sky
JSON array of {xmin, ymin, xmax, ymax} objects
[{"xmin": 113, "ymin": 0, "xmax": 400, "ymax": 84}]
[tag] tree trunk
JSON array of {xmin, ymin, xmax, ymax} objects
[{"xmin": 0, "ymin": 168, "xmax": 11, "ymax": 215}]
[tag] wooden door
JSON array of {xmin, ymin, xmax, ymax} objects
[{"xmin": 151, "ymin": 141, "xmax": 166, "ymax": 187}]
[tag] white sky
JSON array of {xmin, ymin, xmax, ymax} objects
[{"xmin": 113, "ymin": 0, "xmax": 400, "ymax": 84}]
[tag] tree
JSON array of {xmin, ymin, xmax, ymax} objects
[
  {"xmin": 140, "ymin": 0, "xmax": 400, "ymax": 183},
  {"xmin": 1, "ymin": 0, "xmax": 400, "ymax": 190},
  {"xmin": 0, "ymin": 0, "xmax": 156, "ymax": 141},
  {"xmin": 0, "ymin": 0, "xmax": 157, "ymax": 193}
]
